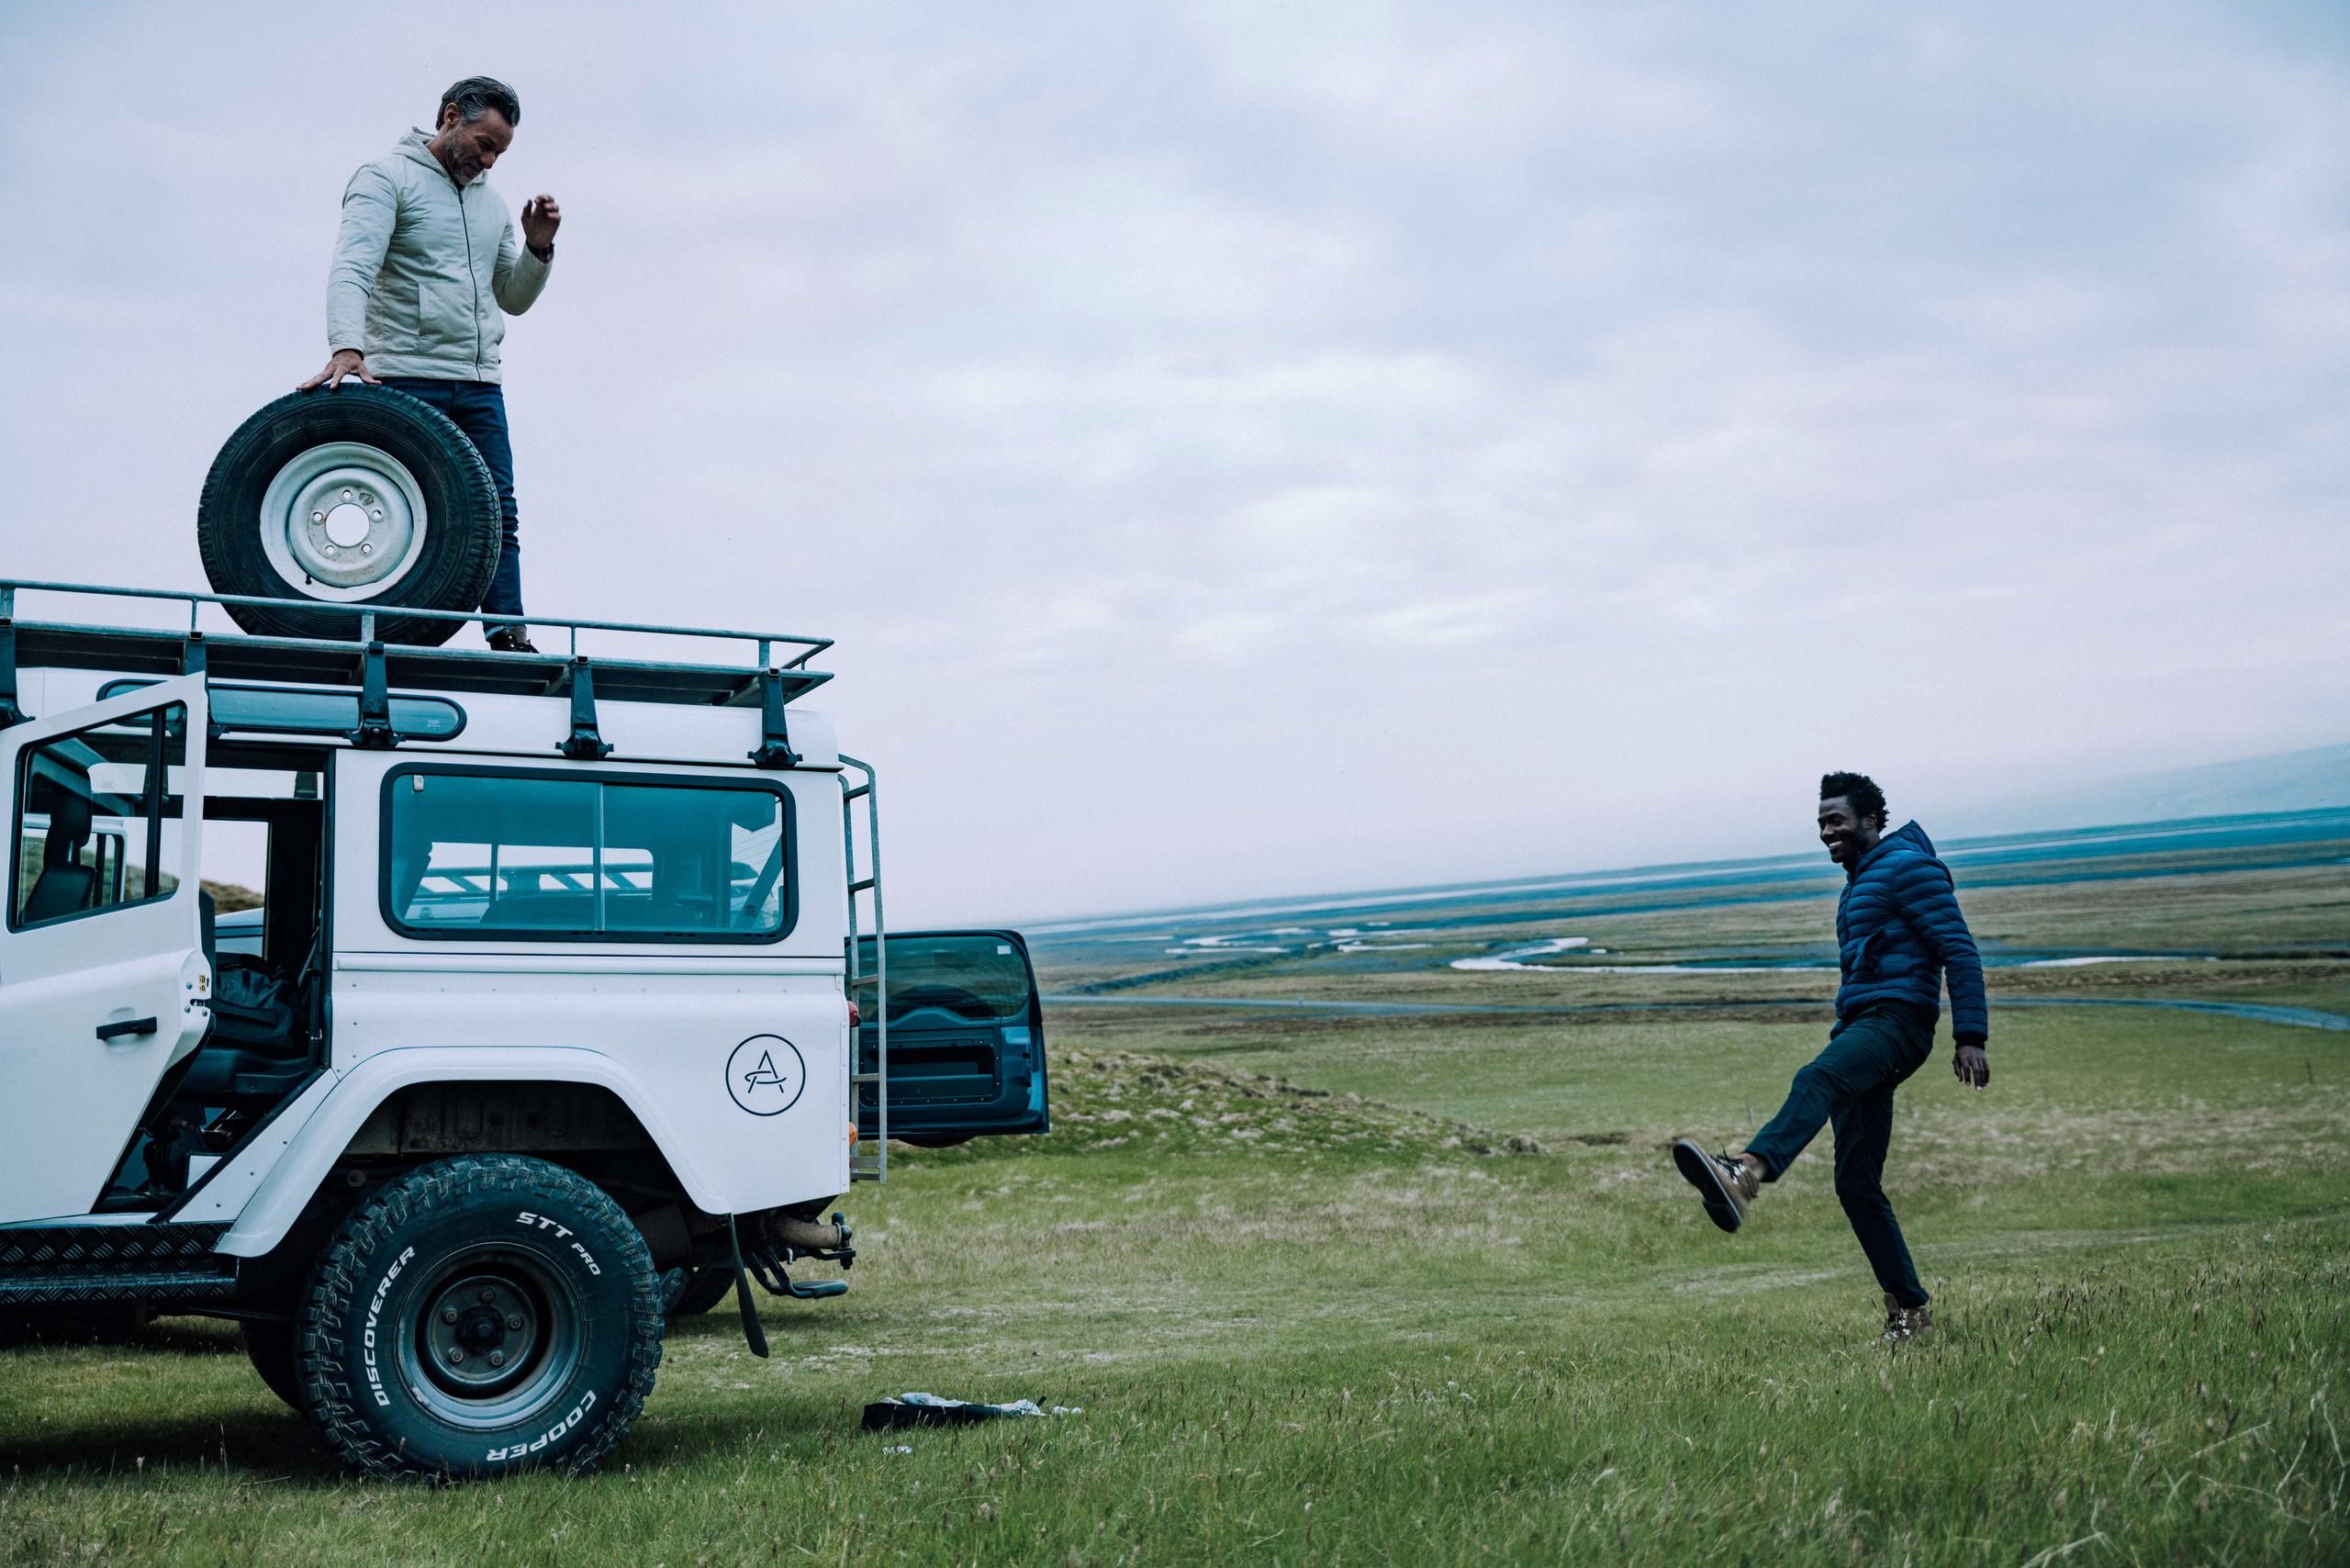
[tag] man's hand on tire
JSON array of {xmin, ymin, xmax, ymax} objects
[
  {"xmin": 1953, "ymin": 1042, "xmax": 1989, "ymax": 1090},
  {"xmin": 298, "ymin": 349, "xmax": 378, "ymax": 391},
  {"xmin": 522, "ymin": 194, "xmax": 561, "ymax": 260}
]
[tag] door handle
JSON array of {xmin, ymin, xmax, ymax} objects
[{"xmin": 95, "ymin": 1016, "xmax": 159, "ymax": 1041}]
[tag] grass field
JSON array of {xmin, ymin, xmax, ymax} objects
[{"xmin": 3, "ymin": 835, "xmax": 2346, "ymax": 1564}]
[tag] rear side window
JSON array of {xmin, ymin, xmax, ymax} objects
[
  {"xmin": 11, "ymin": 703, "xmax": 188, "ymax": 930},
  {"xmin": 384, "ymin": 769, "xmax": 791, "ymax": 940}
]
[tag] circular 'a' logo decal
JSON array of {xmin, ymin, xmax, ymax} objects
[{"xmin": 726, "ymin": 1035, "xmax": 806, "ymax": 1116}]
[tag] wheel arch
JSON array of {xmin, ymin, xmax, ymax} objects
[{"xmin": 217, "ymin": 1048, "xmax": 726, "ymax": 1258}]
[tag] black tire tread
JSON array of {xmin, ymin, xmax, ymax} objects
[{"xmin": 297, "ymin": 1154, "xmax": 663, "ymax": 1481}]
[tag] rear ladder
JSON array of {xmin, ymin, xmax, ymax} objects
[{"xmin": 842, "ymin": 755, "xmax": 887, "ymax": 1182}]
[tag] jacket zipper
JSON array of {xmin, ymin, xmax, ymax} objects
[{"xmin": 457, "ymin": 181, "xmax": 483, "ymax": 377}]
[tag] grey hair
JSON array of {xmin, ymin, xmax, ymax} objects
[{"xmin": 440, "ymin": 76, "xmax": 521, "ymax": 129}]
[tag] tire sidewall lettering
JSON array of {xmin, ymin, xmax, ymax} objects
[
  {"xmin": 485, "ymin": 1389, "xmax": 599, "ymax": 1464},
  {"xmin": 363, "ymin": 1244, "xmax": 416, "ymax": 1407}
]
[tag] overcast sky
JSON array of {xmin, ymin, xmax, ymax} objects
[{"xmin": 2, "ymin": 3, "xmax": 2344, "ymax": 924}]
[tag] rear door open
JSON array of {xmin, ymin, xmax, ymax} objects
[
  {"xmin": 855, "ymin": 931, "xmax": 1048, "ymax": 1147},
  {"xmin": 0, "ymin": 676, "xmax": 210, "ymax": 1223}
]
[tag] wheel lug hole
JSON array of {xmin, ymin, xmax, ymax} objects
[
  {"xmin": 442, "ymin": 1308, "xmax": 458, "ymax": 1325},
  {"xmin": 506, "ymin": 1314, "xmax": 523, "ymax": 1330},
  {"xmin": 341, "ymin": 488, "xmax": 354, "ymax": 501},
  {"xmin": 448, "ymin": 1346, "xmax": 465, "ymax": 1362},
  {"xmin": 478, "ymin": 1288, "xmax": 497, "ymax": 1305},
  {"xmin": 310, "ymin": 511, "xmax": 326, "ymax": 523},
  {"xmin": 488, "ymin": 1350, "xmax": 506, "ymax": 1368}
]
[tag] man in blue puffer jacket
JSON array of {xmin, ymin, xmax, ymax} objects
[{"xmin": 1673, "ymin": 771, "xmax": 1992, "ymax": 1342}]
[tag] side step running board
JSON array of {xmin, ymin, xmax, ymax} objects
[{"xmin": 0, "ymin": 1221, "xmax": 237, "ymax": 1306}]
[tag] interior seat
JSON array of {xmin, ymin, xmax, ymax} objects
[
  {"xmin": 19, "ymin": 790, "xmax": 98, "ymax": 924},
  {"xmin": 180, "ymin": 907, "xmax": 312, "ymax": 1103}
]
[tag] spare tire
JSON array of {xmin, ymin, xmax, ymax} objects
[{"xmin": 197, "ymin": 387, "xmax": 502, "ymax": 645}]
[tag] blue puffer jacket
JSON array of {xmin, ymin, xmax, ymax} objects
[{"xmin": 1835, "ymin": 821, "xmax": 1989, "ymax": 1044}]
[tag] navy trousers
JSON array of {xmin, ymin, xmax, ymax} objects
[
  {"xmin": 1745, "ymin": 1003, "xmax": 1936, "ymax": 1308},
  {"xmin": 378, "ymin": 377, "xmax": 524, "ymax": 622}
]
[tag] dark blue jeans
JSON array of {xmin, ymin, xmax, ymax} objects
[
  {"xmin": 1745, "ymin": 1003, "xmax": 1936, "ymax": 1308},
  {"xmin": 378, "ymin": 377, "xmax": 524, "ymax": 623}
]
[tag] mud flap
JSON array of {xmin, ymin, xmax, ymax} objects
[{"xmin": 726, "ymin": 1214, "xmax": 768, "ymax": 1359}]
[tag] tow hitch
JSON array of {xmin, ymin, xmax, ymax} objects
[{"xmin": 726, "ymin": 1212, "xmax": 856, "ymax": 1358}]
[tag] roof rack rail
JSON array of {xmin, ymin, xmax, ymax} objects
[{"xmin": 0, "ymin": 578, "xmax": 835, "ymax": 716}]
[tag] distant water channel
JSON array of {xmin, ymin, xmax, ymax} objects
[
  {"xmin": 1030, "ymin": 808, "xmax": 2349, "ymax": 1008},
  {"xmin": 1037, "ymin": 993, "xmax": 2350, "ymax": 1031}
]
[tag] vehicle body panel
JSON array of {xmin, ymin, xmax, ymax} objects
[{"xmin": 319, "ymin": 747, "xmax": 854, "ymax": 1221}]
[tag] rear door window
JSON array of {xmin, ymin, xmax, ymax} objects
[
  {"xmin": 11, "ymin": 702, "xmax": 188, "ymax": 930},
  {"xmin": 384, "ymin": 768, "xmax": 790, "ymax": 940},
  {"xmin": 854, "ymin": 931, "xmax": 1049, "ymax": 1143}
]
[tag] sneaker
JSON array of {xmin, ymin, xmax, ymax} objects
[
  {"xmin": 486, "ymin": 626, "xmax": 541, "ymax": 655},
  {"xmin": 1878, "ymin": 1293, "xmax": 1934, "ymax": 1343},
  {"xmin": 1672, "ymin": 1138, "xmax": 1760, "ymax": 1233}
]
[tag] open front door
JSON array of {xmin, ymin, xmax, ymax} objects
[
  {"xmin": 0, "ymin": 676, "xmax": 209, "ymax": 1223},
  {"xmin": 855, "ymin": 931, "xmax": 1049, "ymax": 1147}
]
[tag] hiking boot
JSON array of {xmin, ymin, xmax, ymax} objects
[
  {"xmin": 1672, "ymin": 1139, "xmax": 1760, "ymax": 1233},
  {"xmin": 486, "ymin": 626, "xmax": 541, "ymax": 655},
  {"xmin": 1879, "ymin": 1293, "xmax": 1934, "ymax": 1344}
]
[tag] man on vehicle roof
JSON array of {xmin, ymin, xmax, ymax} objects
[
  {"xmin": 1672, "ymin": 771, "xmax": 1992, "ymax": 1344},
  {"xmin": 300, "ymin": 75, "xmax": 560, "ymax": 653}
]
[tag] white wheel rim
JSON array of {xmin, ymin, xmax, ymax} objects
[{"xmin": 256, "ymin": 441, "xmax": 431, "ymax": 601}]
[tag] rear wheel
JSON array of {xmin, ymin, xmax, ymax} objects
[
  {"xmin": 661, "ymin": 1266, "xmax": 738, "ymax": 1319},
  {"xmin": 242, "ymin": 1316, "xmax": 305, "ymax": 1414},
  {"xmin": 197, "ymin": 387, "xmax": 503, "ymax": 645},
  {"xmin": 297, "ymin": 1155, "xmax": 663, "ymax": 1480}
]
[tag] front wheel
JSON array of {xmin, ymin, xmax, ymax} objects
[{"xmin": 297, "ymin": 1155, "xmax": 663, "ymax": 1480}]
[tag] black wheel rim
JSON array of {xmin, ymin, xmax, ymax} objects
[{"xmin": 396, "ymin": 1245, "xmax": 587, "ymax": 1429}]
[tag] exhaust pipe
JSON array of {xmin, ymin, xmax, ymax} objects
[{"xmin": 769, "ymin": 1215, "xmax": 847, "ymax": 1251}]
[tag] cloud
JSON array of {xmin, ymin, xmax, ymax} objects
[{"xmin": 0, "ymin": 1, "xmax": 2344, "ymax": 921}]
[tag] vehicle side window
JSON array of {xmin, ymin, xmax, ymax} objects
[
  {"xmin": 384, "ymin": 770, "xmax": 790, "ymax": 940},
  {"xmin": 11, "ymin": 703, "xmax": 188, "ymax": 930}
]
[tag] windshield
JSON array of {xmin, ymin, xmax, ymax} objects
[{"xmin": 855, "ymin": 935, "xmax": 1034, "ymax": 1025}]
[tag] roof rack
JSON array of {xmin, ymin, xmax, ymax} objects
[{"xmin": 0, "ymin": 578, "xmax": 834, "ymax": 716}]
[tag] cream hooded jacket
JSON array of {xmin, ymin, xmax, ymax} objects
[{"xmin": 326, "ymin": 129, "xmax": 552, "ymax": 383}]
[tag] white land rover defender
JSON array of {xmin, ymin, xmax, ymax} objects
[{"xmin": 0, "ymin": 578, "xmax": 1050, "ymax": 1478}]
